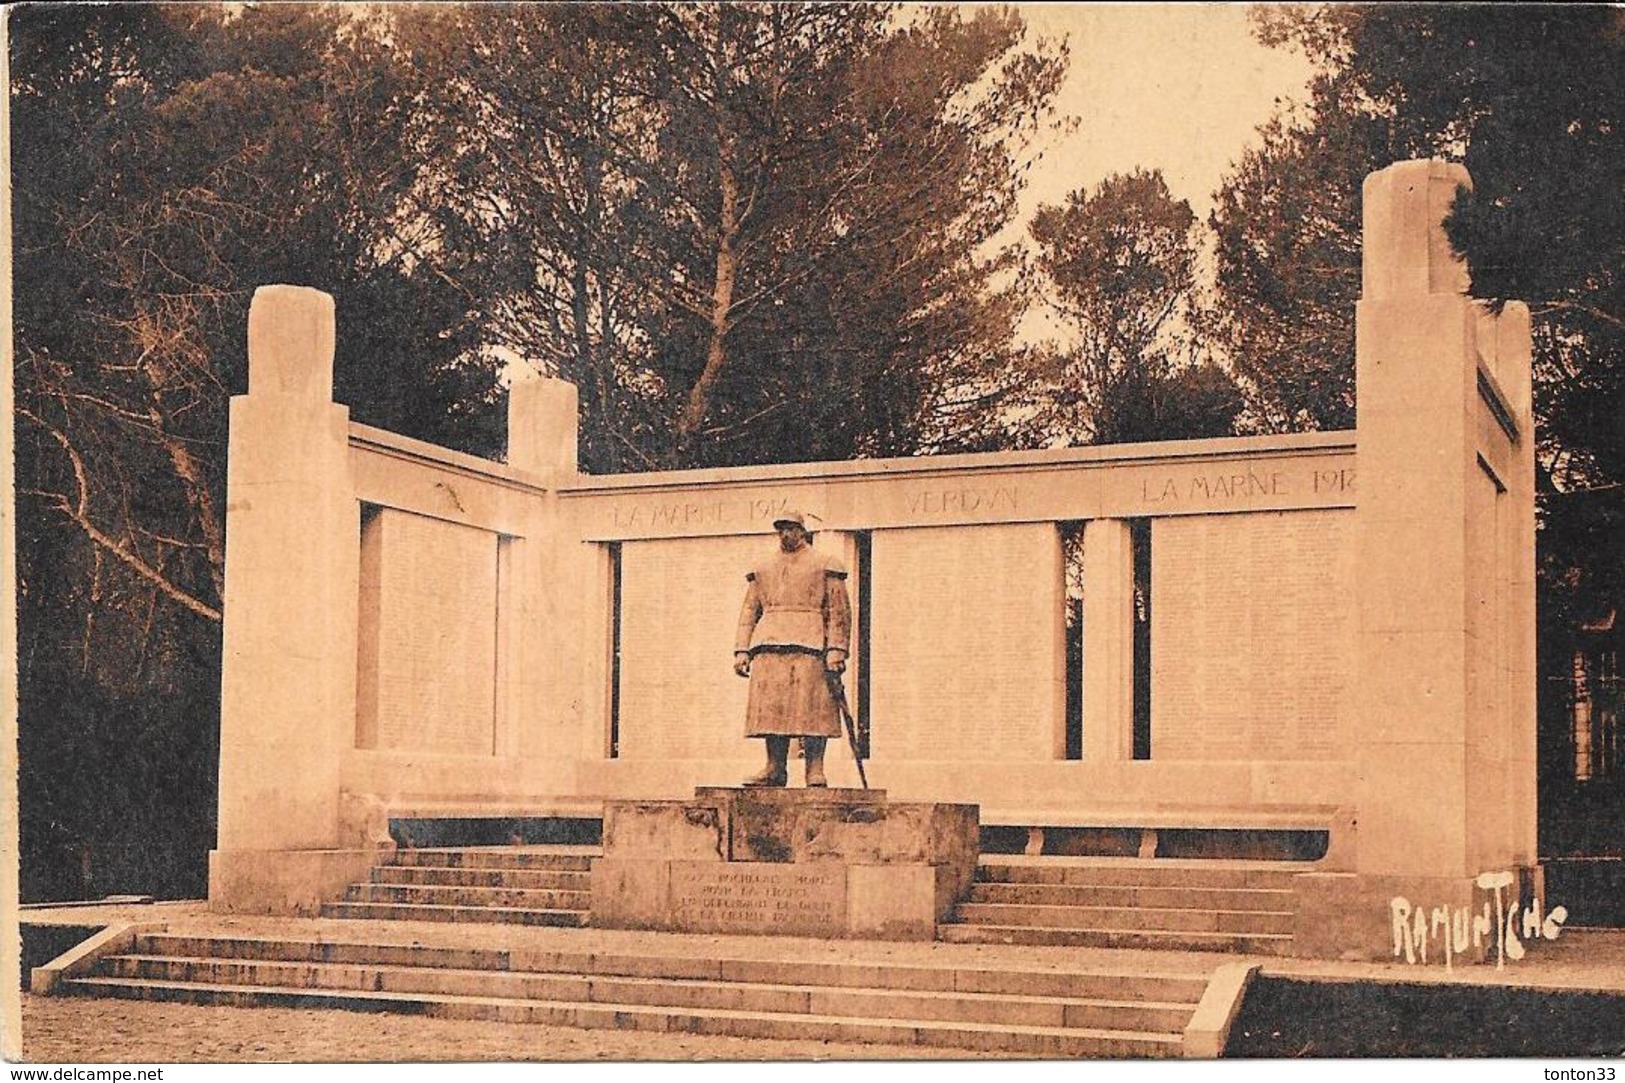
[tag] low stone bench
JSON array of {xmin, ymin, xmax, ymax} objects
[
  {"xmin": 382, "ymin": 799, "xmax": 605, "ymax": 821},
  {"xmin": 339, "ymin": 794, "xmax": 607, "ymax": 849},
  {"xmin": 979, "ymin": 804, "xmax": 1354, "ymax": 870}
]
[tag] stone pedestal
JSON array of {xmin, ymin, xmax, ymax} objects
[{"xmin": 591, "ymin": 788, "xmax": 979, "ymax": 940}]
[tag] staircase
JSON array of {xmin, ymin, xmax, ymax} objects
[
  {"xmin": 320, "ymin": 847, "xmax": 594, "ymax": 928},
  {"xmin": 318, "ymin": 848, "xmax": 1305, "ymax": 954},
  {"xmin": 59, "ymin": 930, "xmax": 1212, "ymax": 1057},
  {"xmin": 939, "ymin": 856, "xmax": 1303, "ymax": 954}
]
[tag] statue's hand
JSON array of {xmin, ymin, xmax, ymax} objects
[
  {"xmin": 733, "ymin": 652, "xmax": 752, "ymax": 678},
  {"xmin": 825, "ymin": 650, "xmax": 848, "ymax": 674}
]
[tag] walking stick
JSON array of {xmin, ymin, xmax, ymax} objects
[{"xmin": 825, "ymin": 670, "xmax": 869, "ymax": 790}]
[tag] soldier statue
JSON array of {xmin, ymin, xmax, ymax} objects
[{"xmin": 733, "ymin": 510, "xmax": 852, "ymax": 787}]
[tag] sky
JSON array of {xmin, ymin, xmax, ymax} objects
[
  {"xmin": 1011, "ymin": 4, "xmax": 1319, "ymax": 220},
  {"xmin": 995, "ymin": 4, "xmax": 1321, "ymax": 341}
]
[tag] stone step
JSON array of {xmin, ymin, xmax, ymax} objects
[
  {"xmin": 134, "ymin": 934, "xmax": 517, "ymax": 971},
  {"xmin": 386, "ymin": 848, "xmax": 596, "ymax": 872},
  {"xmin": 103, "ymin": 955, "xmax": 1196, "ymax": 1033},
  {"xmin": 64, "ymin": 975, "xmax": 1183, "ymax": 1057},
  {"xmin": 128, "ymin": 934, "xmax": 1209, "ymax": 1004},
  {"xmin": 938, "ymin": 923, "xmax": 1294, "ymax": 954},
  {"xmin": 953, "ymin": 902, "xmax": 1295, "ymax": 936},
  {"xmin": 968, "ymin": 881, "xmax": 1295, "ymax": 911},
  {"xmin": 318, "ymin": 902, "xmax": 589, "ymax": 927},
  {"xmin": 370, "ymin": 866, "xmax": 591, "ymax": 891},
  {"xmin": 344, "ymin": 884, "xmax": 591, "ymax": 910},
  {"xmin": 977, "ymin": 861, "xmax": 1307, "ymax": 890}
]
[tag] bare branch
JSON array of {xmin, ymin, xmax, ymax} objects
[
  {"xmin": 17, "ymin": 407, "xmax": 222, "ymax": 622},
  {"xmin": 1534, "ymin": 299, "xmax": 1625, "ymax": 336}
]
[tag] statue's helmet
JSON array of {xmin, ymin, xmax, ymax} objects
[{"xmin": 772, "ymin": 510, "xmax": 818, "ymax": 531}]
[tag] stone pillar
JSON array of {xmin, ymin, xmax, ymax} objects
[
  {"xmin": 1292, "ymin": 160, "xmax": 1543, "ymax": 962},
  {"xmin": 214, "ymin": 286, "xmax": 358, "ymax": 861},
  {"xmin": 1082, "ymin": 518, "xmax": 1135, "ymax": 763},
  {"xmin": 508, "ymin": 371, "xmax": 579, "ymax": 476},
  {"xmin": 503, "ymin": 371, "xmax": 581, "ymax": 763},
  {"xmin": 1352, "ymin": 160, "xmax": 1536, "ymax": 882}
]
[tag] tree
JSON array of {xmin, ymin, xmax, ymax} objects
[
  {"xmin": 11, "ymin": 4, "xmax": 503, "ymax": 899},
  {"xmin": 14, "ymin": 5, "xmax": 500, "ymax": 633},
  {"xmin": 1215, "ymin": 5, "xmax": 1625, "ymax": 463},
  {"xmin": 1212, "ymin": 1, "xmax": 1625, "ymax": 618},
  {"xmin": 1028, "ymin": 169, "xmax": 1241, "ymax": 445},
  {"xmin": 388, "ymin": 4, "xmax": 676, "ymax": 472},
  {"xmin": 1208, "ymin": 109, "xmax": 1396, "ymax": 432},
  {"xmin": 394, "ymin": 3, "xmax": 1069, "ymax": 471}
]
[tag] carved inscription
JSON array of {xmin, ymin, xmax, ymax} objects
[
  {"xmin": 606, "ymin": 484, "xmax": 1033, "ymax": 534},
  {"xmin": 1312, "ymin": 468, "xmax": 1355, "ymax": 494},
  {"xmin": 1141, "ymin": 467, "xmax": 1355, "ymax": 505},
  {"xmin": 1151, "ymin": 511, "xmax": 1353, "ymax": 760},
  {"xmin": 371, "ymin": 512, "xmax": 498, "ymax": 754},
  {"xmin": 868, "ymin": 525, "xmax": 1058, "ymax": 762},
  {"xmin": 669, "ymin": 863, "xmax": 844, "ymax": 934},
  {"xmin": 610, "ymin": 495, "xmax": 793, "ymax": 531},
  {"xmin": 617, "ymin": 536, "xmax": 761, "ymax": 760},
  {"xmin": 906, "ymin": 486, "xmax": 1018, "ymax": 516}
]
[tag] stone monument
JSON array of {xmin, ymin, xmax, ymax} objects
[
  {"xmin": 591, "ymin": 787, "xmax": 979, "ymax": 940},
  {"xmin": 209, "ymin": 160, "xmax": 1544, "ymax": 964}
]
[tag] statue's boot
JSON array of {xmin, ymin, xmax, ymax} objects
[
  {"xmin": 743, "ymin": 736, "xmax": 789, "ymax": 787},
  {"xmin": 804, "ymin": 737, "xmax": 828, "ymax": 788}
]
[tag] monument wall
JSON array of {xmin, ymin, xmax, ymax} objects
[
  {"xmin": 561, "ymin": 438, "xmax": 1360, "ymax": 809},
  {"xmin": 1150, "ymin": 509, "xmax": 1355, "ymax": 762},
  {"xmin": 355, "ymin": 508, "xmax": 501, "ymax": 755},
  {"xmin": 616, "ymin": 535, "xmax": 755, "ymax": 762},
  {"xmin": 332, "ymin": 407, "xmax": 578, "ymax": 809},
  {"xmin": 867, "ymin": 524, "xmax": 1063, "ymax": 763},
  {"xmin": 209, "ymin": 160, "xmax": 1541, "ymax": 948}
]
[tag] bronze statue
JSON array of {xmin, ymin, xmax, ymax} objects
[{"xmin": 733, "ymin": 511, "xmax": 851, "ymax": 787}]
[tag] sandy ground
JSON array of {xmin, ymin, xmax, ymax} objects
[{"xmin": 15, "ymin": 993, "xmax": 969, "ymax": 1063}]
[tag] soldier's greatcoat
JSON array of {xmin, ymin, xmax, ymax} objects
[{"xmin": 735, "ymin": 544, "xmax": 851, "ymax": 738}]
